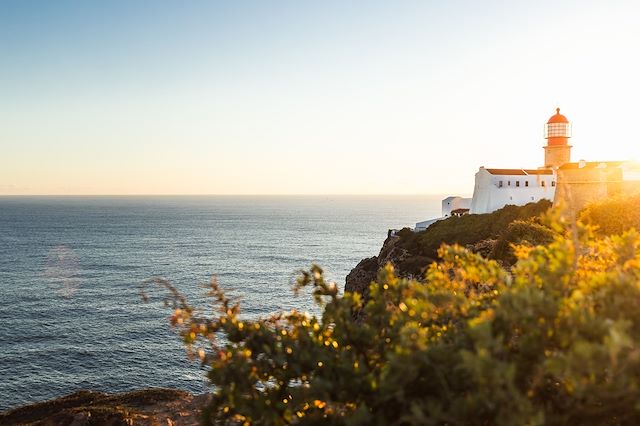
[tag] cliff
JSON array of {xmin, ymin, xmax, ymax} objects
[
  {"xmin": 346, "ymin": 200, "xmax": 553, "ymax": 303},
  {"xmin": 345, "ymin": 234, "xmax": 410, "ymax": 298}
]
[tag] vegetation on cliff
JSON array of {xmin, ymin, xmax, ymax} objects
[
  {"xmin": 580, "ymin": 194, "xmax": 640, "ymax": 237},
  {"xmin": 345, "ymin": 201, "xmax": 555, "ymax": 300},
  {"xmin": 490, "ymin": 220, "xmax": 557, "ymax": 265},
  {"xmin": 156, "ymin": 200, "xmax": 640, "ymax": 425},
  {"xmin": 394, "ymin": 199, "xmax": 553, "ymax": 273}
]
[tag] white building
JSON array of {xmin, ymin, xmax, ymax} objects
[
  {"xmin": 468, "ymin": 167, "xmax": 555, "ymax": 214},
  {"xmin": 414, "ymin": 108, "xmax": 568, "ymax": 230},
  {"xmin": 442, "ymin": 196, "xmax": 472, "ymax": 217},
  {"xmin": 415, "ymin": 169, "xmax": 556, "ymax": 230},
  {"xmin": 415, "ymin": 196, "xmax": 473, "ymax": 231},
  {"xmin": 414, "ymin": 217, "xmax": 442, "ymax": 232}
]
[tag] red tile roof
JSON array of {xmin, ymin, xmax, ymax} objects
[
  {"xmin": 451, "ymin": 208, "xmax": 470, "ymax": 214},
  {"xmin": 523, "ymin": 169, "xmax": 554, "ymax": 175},
  {"xmin": 485, "ymin": 168, "xmax": 553, "ymax": 176},
  {"xmin": 486, "ymin": 169, "xmax": 527, "ymax": 175}
]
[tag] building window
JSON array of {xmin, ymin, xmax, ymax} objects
[
  {"xmin": 552, "ymin": 181, "xmax": 556, "ymax": 187},
  {"xmin": 516, "ymin": 181, "xmax": 520, "ymax": 187},
  {"xmin": 541, "ymin": 181, "xmax": 546, "ymax": 187},
  {"xmin": 525, "ymin": 181, "xmax": 529, "ymax": 187},
  {"xmin": 508, "ymin": 181, "xmax": 511, "ymax": 186},
  {"xmin": 499, "ymin": 181, "xmax": 503, "ymax": 188}
]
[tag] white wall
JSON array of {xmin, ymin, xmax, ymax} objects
[
  {"xmin": 441, "ymin": 196, "xmax": 472, "ymax": 217},
  {"xmin": 415, "ymin": 217, "xmax": 443, "ymax": 232},
  {"xmin": 469, "ymin": 168, "xmax": 556, "ymax": 214}
]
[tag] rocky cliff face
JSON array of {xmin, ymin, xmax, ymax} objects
[
  {"xmin": 345, "ymin": 201, "xmax": 553, "ymax": 303},
  {"xmin": 345, "ymin": 235, "xmax": 412, "ymax": 299},
  {"xmin": 345, "ymin": 235, "xmax": 499, "ymax": 300},
  {"xmin": 0, "ymin": 389, "xmax": 207, "ymax": 426}
]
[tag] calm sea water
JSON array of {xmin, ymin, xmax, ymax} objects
[{"xmin": 0, "ymin": 195, "xmax": 441, "ymax": 410}]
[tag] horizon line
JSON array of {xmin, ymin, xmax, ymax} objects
[{"xmin": 0, "ymin": 192, "xmax": 460, "ymax": 197}]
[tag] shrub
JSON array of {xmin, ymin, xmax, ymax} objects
[
  {"xmin": 151, "ymin": 210, "xmax": 640, "ymax": 425},
  {"xmin": 491, "ymin": 220, "xmax": 557, "ymax": 265},
  {"xmin": 580, "ymin": 194, "xmax": 640, "ymax": 236},
  {"xmin": 396, "ymin": 200, "xmax": 552, "ymax": 264}
]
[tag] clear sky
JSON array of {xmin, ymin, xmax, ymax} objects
[{"xmin": 2, "ymin": 0, "xmax": 639, "ymax": 195}]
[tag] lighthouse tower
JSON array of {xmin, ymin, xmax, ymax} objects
[{"xmin": 543, "ymin": 108, "xmax": 572, "ymax": 168}]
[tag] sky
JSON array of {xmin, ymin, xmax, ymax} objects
[{"xmin": 2, "ymin": 0, "xmax": 640, "ymax": 195}]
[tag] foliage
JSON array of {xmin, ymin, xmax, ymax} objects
[
  {"xmin": 580, "ymin": 194, "xmax": 640, "ymax": 236},
  {"xmin": 490, "ymin": 220, "xmax": 557, "ymax": 265},
  {"xmin": 394, "ymin": 200, "xmax": 552, "ymax": 274},
  {"xmin": 154, "ymin": 208, "xmax": 640, "ymax": 425}
]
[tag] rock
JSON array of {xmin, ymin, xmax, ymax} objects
[
  {"xmin": 0, "ymin": 388, "xmax": 208, "ymax": 426},
  {"xmin": 345, "ymin": 234, "xmax": 420, "ymax": 297},
  {"xmin": 377, "ymin": 235, "xmax": 410, "ymax": 266},
  {"xmin": 345, "ymin": 256, "xmax": 379, "ymax": 297},
  {"xmin": 466, "ymin": 238, "xmax": 498, "ymax": 258},
  {"xmin": 345, "ymin": 234, "xmax": 417, "ymax": 289},
  {"xmin": 344, "ymin": 235, "xmax": 419, "ymax": 319}
]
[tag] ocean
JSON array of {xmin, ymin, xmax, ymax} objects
[{"xmin": 0, "ymin": 195, "xmax": 441, "ymax": 410}]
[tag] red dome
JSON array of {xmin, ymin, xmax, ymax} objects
[{"xmin": 547, "ymin": 107, "xmax": 569, "ymax": 124}]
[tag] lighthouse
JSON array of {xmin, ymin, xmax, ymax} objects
[
  {"xmin": 415, "ymin": 106, "xmax": 640, "ymax": 231},
  {"xmin": 543, "ymin": 108, "xmax": 572, "ymax": 168}
]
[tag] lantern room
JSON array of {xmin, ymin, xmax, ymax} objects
[{"xmin": 544, "ymin": 108, "xmax": 572, "ymax": 146}]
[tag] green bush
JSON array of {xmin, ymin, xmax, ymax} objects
[
  {"xmin": 151, "ymin": 209, "xmax": 640, "ymax": 425},
  {"xmin": 580, "ymin": 194, "xmax": 640, "ymax": 236},
  {"xmin": 491, "ymin": 220, "xmax": 557, "ymax": 265},
  {"xmin": 397, "ymin": 200, "xmax": 552, "ymax": 264}
]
